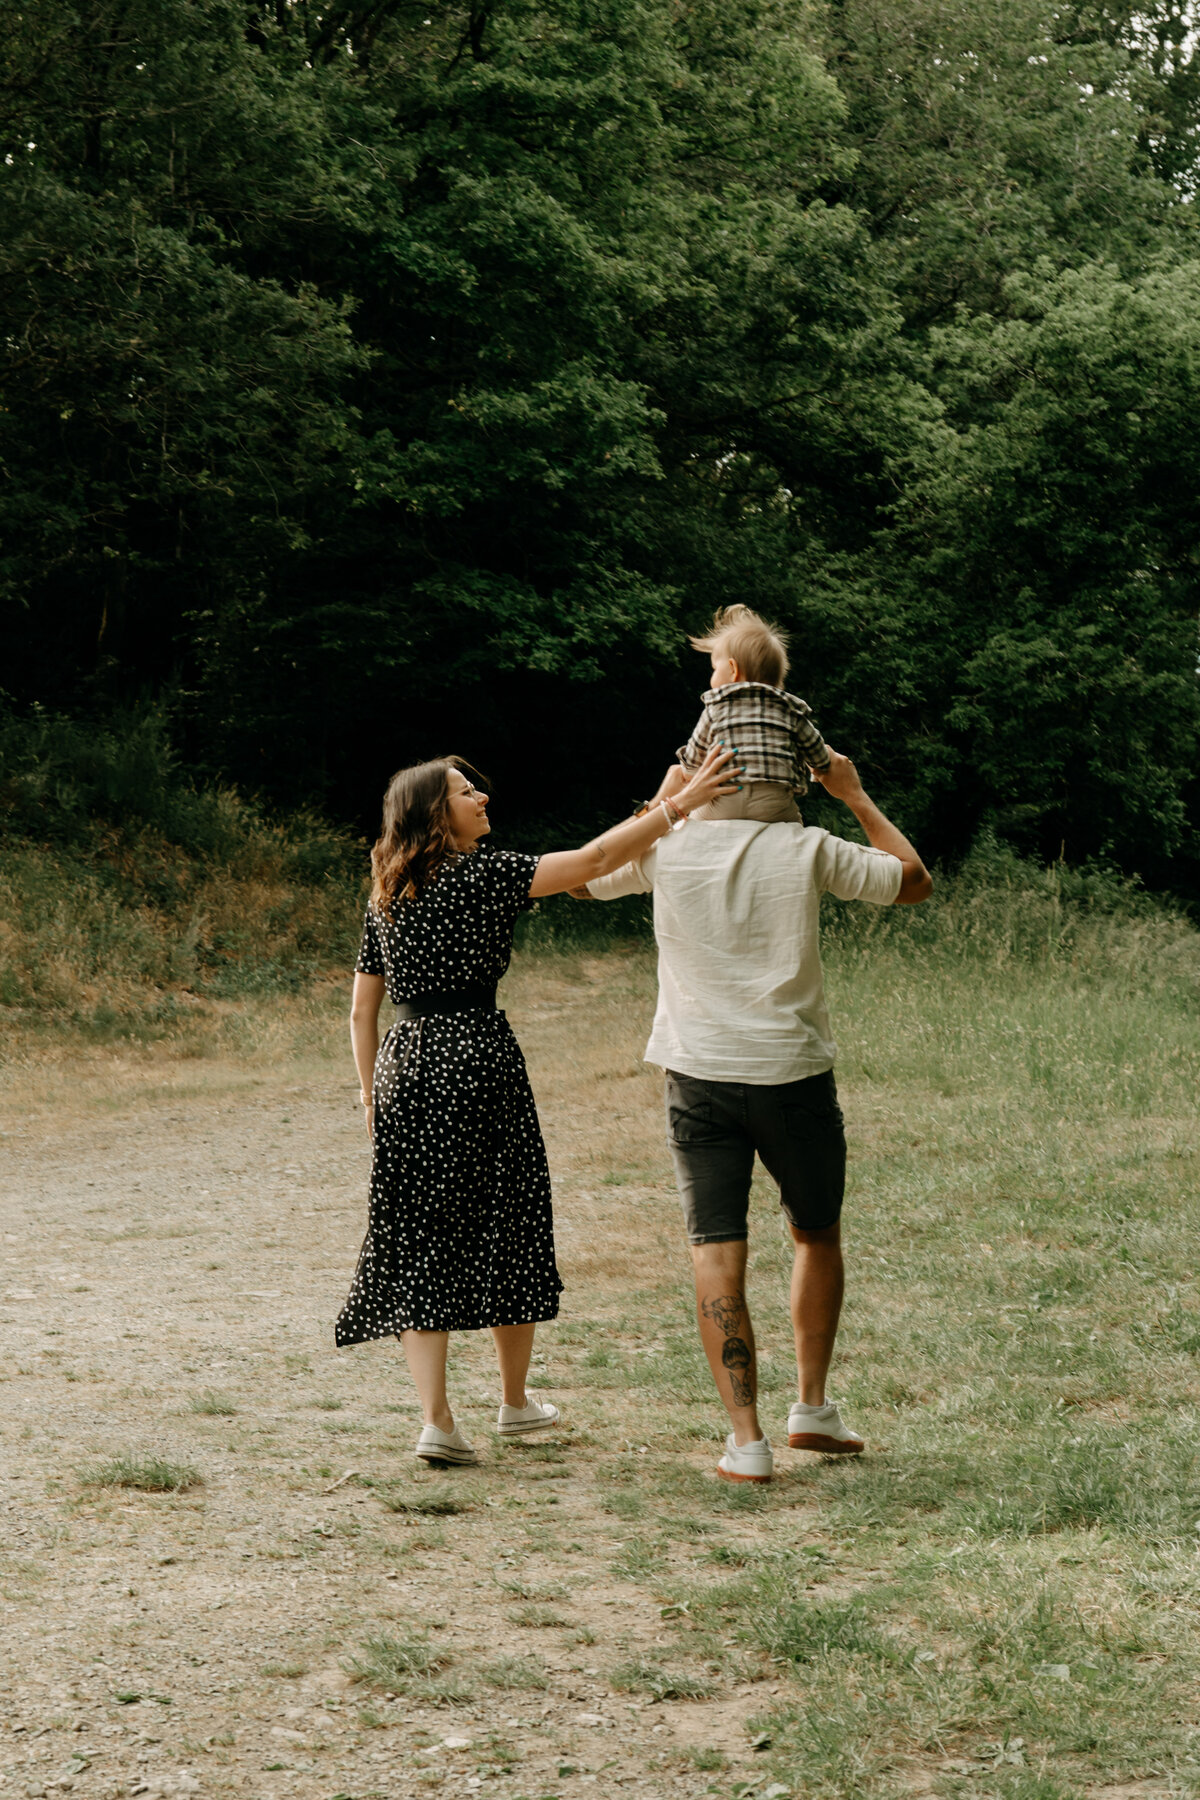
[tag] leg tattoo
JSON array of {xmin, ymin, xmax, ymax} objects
[
  {"xmin": 700, "ymin": 1292, "xmax": 756, "ymax": 1408},
  {"xmin": 702, "ymin": 1293, "xmax": 746, "ymax": 1337},
  {"xmin": 721, "ymin": 1336, "xmax": 754, "ymax": 1408}
]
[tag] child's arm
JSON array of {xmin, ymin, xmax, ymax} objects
[
  {"xmin": 792, "ymin": 707, "xmax": 831, "ymax": 773},
  {"xmin": 675, "ymin": 708, "xmax": 715, "ymax": 779}
]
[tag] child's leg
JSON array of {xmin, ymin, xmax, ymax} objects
[{"xmin": 693, "ymin": 783, "xmax": 802, "ymax": 823}]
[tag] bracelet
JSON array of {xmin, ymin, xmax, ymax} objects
[{"xmin": 662, "ymin": 794, "xmax": 688, "ymax": 823}]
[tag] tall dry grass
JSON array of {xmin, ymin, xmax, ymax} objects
[
  {"xmin": 0, "ymin": 704, "xmax": 363, "ymax": 1056},
  {"xmin": 3, "ymin": 700, "xmax": 1197, "ymax": 1076}
]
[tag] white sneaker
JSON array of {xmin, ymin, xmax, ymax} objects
[
  {"xmin": 787, "ymin": 1400, "xmax": 864, "ymax": 1455},
  {"xmin": 716, "ymin": 1432, "xmax": 773, "ymax": 1484},
  {"xmin": 415, "ymin": 1422, "xmax": 479, "ymax": 1466},
  {"xmin": 497, "ymin": 1395, "xmax": 560, "ymax": 1436}
]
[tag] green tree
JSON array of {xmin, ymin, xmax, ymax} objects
[
  {"xmin": 889, "ymin": 260, "xmax": 1200, "ymax": 880},
  {"xmin": 0, "ymin": 0, "xmax": 362, "ymax": 705},
  {"xmin": 183, "ymin": 0, "xmax": 920, "ymax": 807},
  {"xmin": 818, "ymin": 0, "xmax": 1181, "ymax": 326},
  {"xmin": 0, "ymin": 0, "xmax": 1196, "ymax": 892}
]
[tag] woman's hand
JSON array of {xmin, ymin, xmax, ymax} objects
[
  {"xmin": 365, "ymin": 1103, "xmax": 374, "ymax": 1145},
  {"xmin": 529, "ymin": 745, "xmax": 742, "ymax": 899},
  {"xmin": 674, "ymin": 744, "xmax": 742, "ymax": 814},
  {"xmin": 350, "ymin": 972, "xmax": 384, "ymax": 1145}
]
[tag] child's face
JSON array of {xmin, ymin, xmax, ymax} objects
[{"xmin": 710, "ymin": 649, "xmax": 742, "ymax": 686}]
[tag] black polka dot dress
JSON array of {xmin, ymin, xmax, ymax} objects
[{"xmin": 335, "ymin": 846, "xmax": 563, "ymax": 1345}]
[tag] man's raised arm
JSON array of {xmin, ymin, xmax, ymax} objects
[{"xmin": 813, "ymin": 751, "xmax": 932, "ymax": 906}]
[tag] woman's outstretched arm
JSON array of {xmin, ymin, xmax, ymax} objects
[
  {"xmin": 529, "ymin": 745, "xmax": 740, "ymax": 899},
  {"xmin": 350, "ymin": 972, "xmax": 386, "ymax": 1139}
]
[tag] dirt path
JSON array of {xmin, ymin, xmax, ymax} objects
[{"xmin": 0, "ymin": 961, "xmax": 805, "ymax": 1800}]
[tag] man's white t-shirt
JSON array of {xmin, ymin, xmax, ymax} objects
[{"xmin": 587, "ymin": 821, "xmax": 902, "ymax": 1086}]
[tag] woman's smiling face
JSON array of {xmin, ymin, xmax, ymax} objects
[{"xmin": 446, "ymin": 768, "xmax": 491, "ymax": 849}]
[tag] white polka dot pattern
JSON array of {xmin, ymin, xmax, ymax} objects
[{"xmin": 335, "ymin": 847, "xmax": 563, "ymax": 1343}]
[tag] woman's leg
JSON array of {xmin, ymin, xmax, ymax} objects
[
  {"xmin": 400, "ymin": 1329, "xmax": 454, "ymax": 1431},
  {"xmin": 491, "ymin": 1322, "xmax": 536, "ymax": 1407}
]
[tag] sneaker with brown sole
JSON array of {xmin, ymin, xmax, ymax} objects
[
  {"xmin": 716, "ymin": 1432, "xmax": 773, "ymax": 1483},
  {"xmin": 787, "ymin": 1400, "xmax": 863, "ymax": 1454}
]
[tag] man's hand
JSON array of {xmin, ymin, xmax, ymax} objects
[
  {"xmin": 811, "ymin": 749, "xmax": 866, "ymax": 806},
  {"xmin": 813, "ymin": 746, "xmax": 932, "ymax": 905}
]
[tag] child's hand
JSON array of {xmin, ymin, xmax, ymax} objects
[
  {"xmin": 811, "ymin": 749, "xmax": 866, "ymax": 805},
  {"xmin": 567, "ymin": 885, "xmax": 593, "ymax": 900}
]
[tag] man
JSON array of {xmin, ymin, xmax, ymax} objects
[{"xmin": 584, "ymin": 750, "xmax": 932, "ymax": 1482}]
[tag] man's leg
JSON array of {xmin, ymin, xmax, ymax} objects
[
  {"xmin": 789, "ymin": 1221, "xmax": 843, "ymax": 1405},
  {"xmin": 749, "ymin": 1070, "xmax": 862, "ymax": 1452},
  {"xmin": 787, "ymin": 1220, "xmax": 863, "ymax": 1452},
  {"xmin": 690, "ymin": 1239, "xmax": 763, "ymax": 1447},
  {"xmin": 664, "ymin": 1071, "xmax": 767, "ymax": 1472}
]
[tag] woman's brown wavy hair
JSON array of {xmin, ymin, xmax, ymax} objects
[{"xmin": 369, "ymin": 756, "xmax": 486, "ymax": 914}]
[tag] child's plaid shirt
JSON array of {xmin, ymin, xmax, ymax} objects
[{"xmin": 677, "ymin": 682, "xmax": 831, "ymax": 796}]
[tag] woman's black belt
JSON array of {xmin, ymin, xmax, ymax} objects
[{"xmin": 394, "ymin": 984, "xmax": 497, "ymax": 1022}]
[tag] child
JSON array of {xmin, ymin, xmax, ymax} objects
[{"xmin": 658, "ymin": 605, "xmax": 831, "ymax": 823}]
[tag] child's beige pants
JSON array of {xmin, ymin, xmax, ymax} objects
[{"xmin": 691, "ymin": 781, "xmax": 802, "ymax": 823}]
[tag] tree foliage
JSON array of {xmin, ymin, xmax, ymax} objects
[{"xmin": 1, "ymin": 0, "xmax": 1198, "ymax": 887}]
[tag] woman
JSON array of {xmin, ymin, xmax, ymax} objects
[{"xmin": 337, "ymin": 746, "xmax": 739, "ymax": 1465}]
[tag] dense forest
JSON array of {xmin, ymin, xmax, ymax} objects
[{"xmin": 2, "ymin": 0, "xmax": 1199, "ymax": 890}]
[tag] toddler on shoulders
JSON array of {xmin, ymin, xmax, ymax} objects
[{"xmin": 658, "ymin": 605, "xmax": 830, "ymax": 823}]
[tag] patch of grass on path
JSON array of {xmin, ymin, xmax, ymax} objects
[
  {"xmin": 81, "ymin": 1453, "xmax": 200, "ymax": 1493},
  {"xmin": 188, "ymin": 1390, "xmax": 236, "ymax": 1416},
  {"xmin": 345, "ymin": 1630, "xmax": 447, "ymax": 1688}
]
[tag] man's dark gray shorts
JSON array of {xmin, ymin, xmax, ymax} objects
[{"xmin": 664, "ymin": 1068, "xmax": 846, "ymax": 1243}]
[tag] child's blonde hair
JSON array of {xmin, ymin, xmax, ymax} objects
[{"xmin": 689, "ymin": 604, "xmax": 790, "ymax": 687}]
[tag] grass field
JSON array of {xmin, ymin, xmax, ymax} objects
[
  {"xmin": 2, "ymin": 838, "xmax": 1200, "ymax": 1798},
  {"xmin": 516, "ymin": 891, "xmax": 1200, "ymax": 1800}
]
